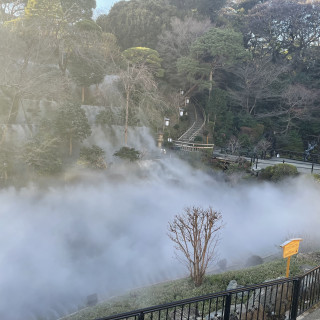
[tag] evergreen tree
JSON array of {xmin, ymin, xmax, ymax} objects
[{"xmin": 54, "ymin": 103, "xmax": 91, "ymax": 156}]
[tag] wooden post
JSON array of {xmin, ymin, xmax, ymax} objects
[{"xmin": 286, "ymin": 256, "xmax": 291, "ymax": 277}]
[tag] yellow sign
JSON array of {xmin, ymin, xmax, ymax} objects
[
  {"xmin": 280, "ymin": 238, "xmax": 302, "ymax": 258},
  {"xmin": 280, "ymin": 238, "xmax": 303, "ymax": 278}
]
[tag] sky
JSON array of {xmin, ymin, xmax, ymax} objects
[{"xmin": 95, "ymin": 0, "xmax": 121, "ymax": 16}]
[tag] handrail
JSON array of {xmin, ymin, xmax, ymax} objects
[
  {"xmin": 177, "ymin": 103, "xmax": 197, "ymax": 141},
  {"xmin": 173, "ymin": 140, "xmax": 214, "ymax": 147},
  {"xmin": 188, "ymin": 99, "xmax": 206, "ymax": 141},
  {"xmin": 94, "ymin": 264, "xmax": 320, "ymax": 320}
]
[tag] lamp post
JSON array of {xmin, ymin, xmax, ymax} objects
[
  {"xmin": 163, "ymin": 117, "xmax": 170, "ymax": 132},
  {"xmin": 185, "ymin": 97, "xmax": 190, "ymax": 106}
]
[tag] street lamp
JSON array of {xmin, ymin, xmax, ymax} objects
[
  {"xmin": 180, "ymin": 89, "xmax": 184, "ymax": 95},
  {"xmin": 179, "ymin": 108, "xmax": 184, "ymax": 117},
  {"xmin": 163, "ymin": 117, "xmax": 170, "ymax": 133},
  {"xmin": 185, "ymin": 97, "xmax": 190, "ymax": 106}
]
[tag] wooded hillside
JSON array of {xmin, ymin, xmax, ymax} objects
[{"xmin": 1, "ymin": 0, "xmax": 320, "ymax": 184}]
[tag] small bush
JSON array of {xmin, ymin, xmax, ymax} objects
[
  {"xmin": 246, "ymin": 255, "xmax": 263, "ymax": 267},
  {"xmin": 114, "ymin": 147, "xmax": 141, "ymax": 162},
  {"xmin": 78, "ymin": 145, "xmax": 107, "ymax": 169},
  {"xmin": 259, "ymin": 163, "xmax": 298, "ymax": 181}
]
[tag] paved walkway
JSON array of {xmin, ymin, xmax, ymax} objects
[
  {"xmin": 212, "ymin": 150, "xmax": 320, "ymax": 174},
  {"xmin": 298, "ymin": 304, "xmax": 320, "ymax": 319}
]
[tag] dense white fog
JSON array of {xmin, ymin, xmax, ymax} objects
[{"xmin": 1, "ymin": 155, "xmax": 320, "ymax": 319}]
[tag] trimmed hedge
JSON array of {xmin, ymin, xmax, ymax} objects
[{"xmin": 259, "ymin": 163, "xmax": 298, "ymax": 181}]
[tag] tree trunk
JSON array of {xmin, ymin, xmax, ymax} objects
[
  {"xmin": 82, "ymin": 87, "xmax": 85, "ymax": 103},
  {"xmin": 212, "ymin": 114, "xmax": 217, "ymax": 136},
  {"xmin": 209, "ymin": 70, "xmax": 213, "ymax": 99},
  {"xmin": 125, "ymin": 90, "xmax": 130, "ymax": 145},
  {"xmin": 69, "ymin": 136, "xmax": 73, "ymax": 156},
  {"xmin": 1, "ymin": 91, "xmax": 20, "ymax": 145}
]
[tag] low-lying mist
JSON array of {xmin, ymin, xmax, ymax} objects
[{"xmin": 1, "ymin": 156, "xmax": 320, "ymax": 320}]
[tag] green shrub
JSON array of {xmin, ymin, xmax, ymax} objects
[
  {"xmin": 114, "ymin": 147, "xmax": 141, "ymax": 162},
  {"xmin": 313, "ymin": 174, "xmax": 320, "ymax": 183},
  {"xmin": 78, "ymin": 145, "xmax": 107, "ymax": 169},
  {"xmin": 260, "ymin": 163, "xmax": 298, "ymax": 181},
  {"xmin": 276, "ymin": 131, "xmax": 304, "ymax": 152},
  {"xmin": 194, "ymin": 136, "xmax": 203, "ymax": 142},
  {"xmin": 96, "ymin": 109, "xmax": 115, "ymax": 125}
]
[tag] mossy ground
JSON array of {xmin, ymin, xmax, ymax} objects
[{"xmin": 62, "ymin": 252, "xmax": 320, "ymax": 320}]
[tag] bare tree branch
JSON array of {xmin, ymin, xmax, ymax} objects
[{"xmin": 168, "ymin": 206, "xmax": 223, "ymax": 287}]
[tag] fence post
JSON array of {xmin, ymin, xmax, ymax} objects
[
  {"xmin": 290, "ymin": 278, "xmax": 301, "ymax": 320},
  {"xmin": 224, "ymin": 294, "xmax": 232, "ymax": 320},
  {"xmin": 138, "ymin": 312, "xmax": 145, "ymax": 320},
  {"xmin": 312, "ymin": 163, "xmax": 314, "ymax": 174}
]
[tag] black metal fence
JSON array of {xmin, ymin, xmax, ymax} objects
[{"xmin": 96, "ymin": 265, "xmax": 320, "ymax": 320}]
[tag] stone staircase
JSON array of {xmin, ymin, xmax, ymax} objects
[
  {"xmin": 178, "ymin": 101, "xmax": 206, "ymax": 142},
  {"xmin": 173, "ymin": 99, "xmax": 214, "ymax": 152}
]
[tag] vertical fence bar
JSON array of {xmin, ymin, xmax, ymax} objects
[
  {"xmin": 316, "ymin": 269, "xmax": 320, "ymax": 301},
  {"xmin": 310, "ymin": 271, "xmax": 316, "ymax": 306},
  {"xmin": 239, "ymin": 291, "xmax": 244, "ymax": 320},
  {"xmin": 224, "ymin": 294, "xmax": 232, "ymax": 320},
  {"xmin": 208, "ymin": 298, "xmax": 212, "ymax": 319},
  {"xmin": 290, "ymin": 279, "xmax": 301, "ymax": 320},
  {"xmin": 307, "ymin": 273, "xmax": 313, "ymax": 309},
  {"xmin": 180, "ymin": 305, "xmax": 184, "ymax": 320},
  {"xmin": 257, "ymin": 287, "xmax": 262, "ymax": 320},
  {"xmin": 201, "ymin": 300, "xmax": 205, "ymax": 320},
  {"xmin": 298, "ymin": 277, "xmax": 304, "ymax": 313},
  {"xmin": 278, "ymin": 284, "xmax": 284, "ymax": 319},
  {"xmin": 262, "ymin": 286, "xmax": 268, "ymax": 320},
  {"xmin": 187, "ymin": 303, "xmax": 191, "ymax": 320},
  {"xmin": 138, "ymin": 312, "xmax": 145, "ymax": 320},
  {"xmin": 273, "ymin": 284, "xmax": 279, "ymax": 317}
]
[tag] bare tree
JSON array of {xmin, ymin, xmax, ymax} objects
[
  {"xmin": 228, "ymin": 136, "xmax": 241, "ymax": 155},
  {"xmin": 168, "ymin": 206, "xmax": 223, "ymax": 287},
  {"xmin": 255, "ymin": 84, "xmax": 317, "ymax": 135},
  {"xmin": 256, "ymin": 139, "xmax": 272, "ymax": 157},
  {"xmin": 0, "ymin": 0, "xmax": 26, "ymax": 22},
  {"xmin": 157, "ymin": 16, "xmax": 212, "ymax": 87},
  {"xmin": 117, "ymin": 63, "xmax": 157, "ymax": 145},
  {"xmin": 228, "ymin": 58, "xmax": 287, "ymax": 115},
  {"xmin": 281, "ymin": 84, "xmax": 316, "ymax": 135}
]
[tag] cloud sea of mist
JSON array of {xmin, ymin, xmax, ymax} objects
[{"xmin": 1, "ymin": 129, "xmax": 320, "ymax": 319}]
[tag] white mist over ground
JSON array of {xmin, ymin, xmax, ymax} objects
[{"xmin": 1, "ymin": 155, "xmax": 320, "ymax": 319}]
